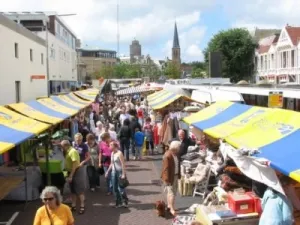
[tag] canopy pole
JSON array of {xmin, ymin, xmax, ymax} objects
[{"xmin": 45, "ymin": 136, "xmax": 51, "ymax": 185}]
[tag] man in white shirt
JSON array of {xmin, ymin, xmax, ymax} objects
[{"xmin": 119, "ymin": 106, "xmax": 130, "ymax": 126}]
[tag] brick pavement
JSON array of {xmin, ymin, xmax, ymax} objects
[
  {"xmin": 0, "ymin": 157, "xmax": 173, "ymax": 225},
  {"xmin": 74, "ymin": 156, "xmax": 172, "ymax": 225}
]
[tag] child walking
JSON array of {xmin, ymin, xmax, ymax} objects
[{"xmin": 134, "ymin": 128, "xmax": 145, "ymax": 160}]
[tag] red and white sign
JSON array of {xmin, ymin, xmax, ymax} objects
[{"xmin": 31, "ymin": 75, "xmax": 46, "ymax": 80}]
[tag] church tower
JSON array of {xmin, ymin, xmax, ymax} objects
[{"xmin": 172, "ymin": 22, "xmax": 181, "ymax": 65}]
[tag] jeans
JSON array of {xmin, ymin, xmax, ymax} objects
[
  {"xmin": 103, "ymin": 166, "xmax": 112, "ymax": 193},
  {"xmin": 86, "ymin": 166, "xmax": 100, "ymax": 189},
  {"xmin": 130, "ymin": 138, "xmax": 135, "ymax": 155},
  {"xmin": 145, "ymin": 140, "xmax": 154, "ymax": 154},
  {"xmin": 120, "ymin": 139, "xmax": 130, "ymax": 161},
  {"xmin": 111, "ymin": 170, "xmax": 128, "ymax": 205},
  {"xmin": 135, "ymin": 146, "xmax": 142, "ymax": 158}
]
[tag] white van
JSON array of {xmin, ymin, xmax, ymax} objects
[{"xmin": 191, "ymin": 88, "xmax": 245, "ymax": 104}]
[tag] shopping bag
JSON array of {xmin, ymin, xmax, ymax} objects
[{"xmin": 142, "ymin": 137, "xmax": 147, "ymax": 156}]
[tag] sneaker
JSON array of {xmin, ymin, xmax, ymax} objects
[
  {"xmin": 115, "ymin": 204, "xmax": 121, "ymax": 208},
  {"xmin": 122, "ymin": 202, "xmax": 128, "ymax": 208},
  {"xmin": 90, "ymin": 188, "xmax": 95, "ymax": 192},
  {"xmin": 133, "ymin": 157, "xmax": 136, "ymax": 160}
]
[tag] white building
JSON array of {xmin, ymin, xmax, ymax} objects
[
  {"xmin": 256, "ymin": 25, "xmax": 300, "ymax": 84},
  {"xmin": 0, "ymin": 14, "xmax": 47, "ymax": 105},
  {"xmin": 3, "ymin": 12, "xmax": 78, "ymax": 94}
]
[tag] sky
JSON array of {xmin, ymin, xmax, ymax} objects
[{"xmin": 2, "ymin": 0, "xmax": 300, "ymax": 62}]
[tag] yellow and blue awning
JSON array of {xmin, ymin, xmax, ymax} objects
[
  {"xmin": 9, "ymin": 101, "xmax": 66, "ymax": 124},
  {"xmin": 37, "ymin": 98, "xmax": 78, "ymax": 116},
  {"xmin": 75, "ymin": 89, "xmax": 98, "ymax": 101},
  {"xmin": 148, "ymin": 90, "xmax": 185, "ymax": 110},
  {"xmin": 58, "ymin": 95, "xmax": 89, "ymax": 108},
  {"xmin": 184, "ymin": 101, "xmax": 300, "ymax": 182},
  {"xmin": 184, "ymin": 101, "xmax": 233, "ymax": 125},
  {"xmin": 147, "ymin": 90, "xmax": 169, "ymax": 101},
  {"xmin": 67, "ymin": 93, "xmax": 92, "ymax": 105},
  {"xmin": 50, "ymin": 96, "xmax": 82, "ymax": 110},
  {"xmin": 0, "ymin": 106, "xmax": 50, "ymax": 154}
]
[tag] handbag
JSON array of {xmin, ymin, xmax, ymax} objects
[
  {"xmin": 112, "ymin": 152, "xmax": 130, "ymax": 188},
  {"xmin": 119, "ymin": 176, "xmax": 130, "ymax": 188},
  {"xmin": 98, "ymin": 167, "xmax": 105, "ymax": 176}
]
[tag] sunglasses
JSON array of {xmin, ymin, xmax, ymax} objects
[{"xmin": 43, "ymin": 197, "xmax": 54, "ymax": 201}]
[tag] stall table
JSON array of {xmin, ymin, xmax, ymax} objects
[
  {"xmin": 0, "ymin": 176, "xmax": 23, "ymax": 225},
  {"xmin": 195, "ymin": 205, "xmax": 259, "ymax": 225}
]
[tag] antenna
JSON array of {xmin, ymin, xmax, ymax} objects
[{"xmin": 117, "ymin": 0, "xmax": 120, "ymax": 58}]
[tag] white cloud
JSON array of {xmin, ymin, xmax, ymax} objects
[
  {"xmin": 186, "ymin": 45, "xmax": 203, "ymax": 60},
  {"xmin": 221, "ymin": 0, "xmax": 300, "ymax": 28},
  {"xmin": 1, "ymin": 0, "xmax": 212, "ymax": 62}
]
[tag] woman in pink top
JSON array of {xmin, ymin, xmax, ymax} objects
[{"xmin": 99, "ymin": 132, "xmax": 112, "ymax": 195}]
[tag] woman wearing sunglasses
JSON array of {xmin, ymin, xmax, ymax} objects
[{"xmin": 33, "ymin": 186, "xmax": 74, "ymax": 225}]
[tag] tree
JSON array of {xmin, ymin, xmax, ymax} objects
[
  {"xmin": 204, "ymin": 28, "xmax": 257, "ymax": 82},
  {"xmin": 191, "ymin": 68, "xmax": 206, "ymax": 78},
  {"xmin": 93, "ymin": 65, "xmax": 114, "ymax": 79},
  {"xmin": 164, "ymin": 61, "xmax": 181, "ymax": 79}
]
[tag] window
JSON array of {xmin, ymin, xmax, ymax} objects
[
  {"xmin": 14, "ymin": 43, "xmax": 19, "ymax": 58},
  {"xmin": 50, "ymin": 48, "xmax": 55, "ymax": 59},
  {"xmin": 283, "ymin": 51, "xmax": 287, "ymax": 68},
  {"xmin": 292, "ymin": 50, "xmax": 295, "ymax": 67},
  {"xmin": 15, "ymin": 81, "xmax": 21, "ymax": 103},
  {"xmin": 30, "ymin": 49, "xmax": 33, "ymax": 61},
  {"xmin": 41, "ymin": 53, "xmax": 44, "ymax": 65}
]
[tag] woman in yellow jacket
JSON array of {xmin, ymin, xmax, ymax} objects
[{"xmin": 33, "ymin": 186, "xmax": 74, "ymax": 225}]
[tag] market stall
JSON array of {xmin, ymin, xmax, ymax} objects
[
  {"xmin": 177, "ymin": 101, "xmax": 300, "ymax": 224},
  {"xmin": 115, "ymin": 83, "xmax": 163, "ymax": 96},
  {"xmin": 0, "ymin": 106, "xmax": 50, "ymax": 225},
  {"xmin": 74, "ymin": 88, "xmax": 99, "ymax": 101}
]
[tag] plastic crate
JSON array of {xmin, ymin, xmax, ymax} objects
[
  {"xmin": 38, "ymin": 160, "xmax": 63, "ymax": 173},
  {"xmin": 228, "ymin": 193, "xmax": 254, "ymax": 214}
]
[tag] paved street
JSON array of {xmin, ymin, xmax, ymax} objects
[{"xmin": 0, "ymin": 156, "xmax": 180, "ymax": 225}]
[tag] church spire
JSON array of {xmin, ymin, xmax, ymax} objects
[{"xmin": 173, "ymin": 22, "xmax": 180, "ymax": 48}]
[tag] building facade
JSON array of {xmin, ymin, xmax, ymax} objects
[
  {"xmin": 256, "ymin": 25, "xmax": 300, "ymax": 84},
  {"xmin": 130, "ymin": 39, "xmax": 142, "ymax": 63},
  {"xmin": 3, "ymin": 12, "xmax": 78, "ymax": 94},
  {"xmin": 77, "ymin": 48, "xmax": 117, "ymax": 75},
  {"xmin": 172, "ymin": 22, "xmax": 181, "ymax": 65},
  {"xmin": 0, "ymin": 14, "xmax": 47, "ymax": 105}
]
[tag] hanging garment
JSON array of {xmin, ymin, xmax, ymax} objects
[
  {"xmin": 162, "ymin": 118, "xmax": 173, "ymax": 145},
  {"xmin": 71, "ymin": 120, "xmax": 79, "ymax": 140},
  {"xmin": 153, "ymin": 124, "xmax": 159, "ymax": 146},
  {"xmin": 159, "ymin": 116, "xmax": 168, "ymax": 143},
  {"xmin": 173, "ymin": 117, "xmax": 179, "ymax": 138}
]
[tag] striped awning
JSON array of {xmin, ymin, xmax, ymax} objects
[{"xmin": 116, "ymin": 86, "xmax": 160, "ymax": 96}]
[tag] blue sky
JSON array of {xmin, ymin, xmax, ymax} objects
[{"xmin": 3, "ymin": 0, "xmax": 300, "ymax": 62}]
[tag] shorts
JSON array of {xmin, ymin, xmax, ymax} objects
[{"xmin": 164, "ymin": 176, "xmax": 178, "ymax": 197}]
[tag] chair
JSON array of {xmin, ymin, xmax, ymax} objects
[{"xmin": 193, "ymin": 166, "xmax": 214, "ymax": 198}]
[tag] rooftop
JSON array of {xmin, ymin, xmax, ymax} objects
[
  {"xmin": 78, "ymin": 48, "xmax": 116, "ymax": 53},
  {"xmin": 2, "ymin": 11, "xmax": 77, "ymax": 37},
  {"xmin": 285, "ymin": 25, "xmax": 300, "ymax": 45}
]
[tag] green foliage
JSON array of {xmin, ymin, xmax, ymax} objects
[
  {"xmin": 204, "ymin": 28, "xmax": 257, "ymax": 82},
  {"xmin": 191, "ymin": 67, "xmax": 206, "ymax": 78},
  {"xmin": 92, "ymin": 65, "xmax": 114, "ymax": 79},
  {"xmin": 164, "ymin": 61, "xmax": 181, "ymax": 79},
  {"xmin": 112, "ymin": 62, "xmax": 161, "ymax": 80}
]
